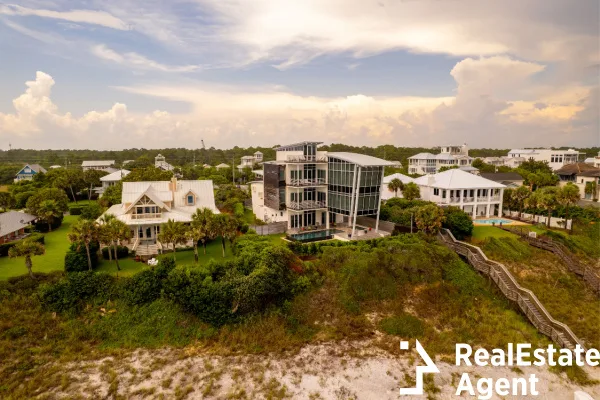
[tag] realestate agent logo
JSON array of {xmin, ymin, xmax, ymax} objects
[{"xmin": 399, "ymin": 340, "xmax": 440, "ymax": 395}]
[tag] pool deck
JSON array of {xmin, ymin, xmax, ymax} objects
[
  {"xmin": 288, "ymin": 225, "xmax": 390, "ymax": 242},
  {"xmin": 472, "ymin": 217, "xmax": 530, "ymax": 226}
]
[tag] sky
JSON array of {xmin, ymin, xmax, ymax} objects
[{"xmin": 0, "ymin": 0, "xmax": 598, "ymax": 150}]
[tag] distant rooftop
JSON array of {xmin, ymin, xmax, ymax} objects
[
  {"xmin": 275, "ymin": 141, "xmax": 323, "ymax": 151},
  {"xmin": 413, "ymin": 169, "xmax": 506, "ymax": 189},
  {"xmin": 327, "ymin": 152, "xmax": 395, "ymax": 167}
]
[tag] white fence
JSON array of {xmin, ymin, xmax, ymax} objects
[{"xmin": 503, "ymin": 210, "xmax": 572, "ymax": 230}]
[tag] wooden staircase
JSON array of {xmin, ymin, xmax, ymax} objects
[
  {"xmin": 499, "ymin": 226, "xmax": 600, "ymax": 295},
  {"xmin": 439, "ymin": 229, "xmax": 586, "ymax": 351}
]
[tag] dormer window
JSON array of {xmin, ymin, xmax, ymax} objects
[{"xmin": 187, "ymin": 194, "xmax": 195, "ymax": 205}]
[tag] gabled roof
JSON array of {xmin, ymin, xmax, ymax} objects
[
  {"xmin": 254, "ymin": 151, "xmax": 263, "ymax": 154},
  {"xmin": 408, "ymin": 153, "xmax": 436, "ymax": 159},
  {"xmin": 216, "ymin": 163, "xmax": 230, "ymax": 168},
  {"xmin": 383, "ymin": 173, "xmax": 413, "ymax": 184},
  {"xmin": 413, "ymin": 169, "xmax": 506, "ymax": 189},
  {"xmin": 18, "ymin": 164, "xmax": 47, "ymax": 174},
  {"xmin": 554, "ymin": 162, "xmax": 600, "ymax": 176},
  {"xmin": 327, "ymin": 152, "xmax": 394, "ymax": 167},
  {"xmin": 123, "ymin": 184, "xmax": 170, "ymax": 213},
  {"xmin": 0, "ymin": 211, "xmax": 37, "ymax": 237},
  {"xmin": 82, "ymin": 160, "xmax": 115, "ymax": 167},
  {"xmin": 100, "ymin": 169, "xmax": 131, "ymax": 182}
]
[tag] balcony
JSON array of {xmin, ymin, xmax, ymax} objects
[
  {"xmin": 285, "ymin": 155, "xmax": 328, "ymax": 163},
  {"xmin": 288, "ymin": 178, "xmax": 327, "ymax": 187},
  {"xmin": 287, "ymin": 200, "xmax": 327, "ymax": 211},
  {"xmin": 131, "ymin": 213, "xmax": 162, "ymax": 219},
  {"xmin": 449, "ymin": 197, "xmax": 461, "ymax": 203},
  {"xmin": 490, "ymin": 196, "xmax": 501, "ymax": 202}
]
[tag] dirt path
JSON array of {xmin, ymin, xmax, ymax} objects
[{"xmin": 50, "ymin": 341, "xmax": 599, "ymax": 399}]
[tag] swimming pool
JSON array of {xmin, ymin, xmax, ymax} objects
[
  {"xmin": 475, "ymin": 218, "xmax": 515, "ymax": 225},
  {"xmin": 288, "ymin": 229, "xmax": 343, "ymax": 242}
]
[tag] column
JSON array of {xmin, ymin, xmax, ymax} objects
[
  {"xmin": 497, "ymin": 189, "xmax": 503, "ymax": 217},
  {"xmin": 375, "ymin": 166, "xmax": 384, "ymax": 233},
  {"xmin": 351, "ymin": 167, "xmax": 362, "ymax": 239},
  {"xmin": 348, "ymin": 164, "xmax": 358, "ymax": 229},
  {"xmin": 485, "ymin": 204, "xmax": 490, "ymax": 218},
  {"xmin": 472, "ymin": 206, "xmax": 477, "ymax": 219}
]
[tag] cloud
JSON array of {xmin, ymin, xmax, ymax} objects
[
  {"xmin": 1, "ymin": 62, "xmax": 596, "ymax": 150},
  {"xmin": 90, "ymin": 44, "xmax": 201, "ymax": 72},
  {"xmin": 0, "ymin": 4, "xmax": 129, "ymax": 30}
]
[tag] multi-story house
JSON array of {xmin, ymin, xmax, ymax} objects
[
  {"xmin": 408, "ymin": 144, "xmax": 473, "ymax": 175},
  {"xmin": 555, "ymin": 163, "xmax": 600, "ymax": 201},
  {"xmin": 155, "ymin": 154, "xmax": 174, "ymax": 171},
  {"xmin": 97, "ymin": 169, "xmax": 130, "ymax": 196},
  {"xmin": 100, "ymin": 178, "xmax": 219, "ymax": 254},
  {"xmin": 506, "ymin": 149, "xmax": 582, "ymax": 170},
  {"xmin": 413, "ymin": 169, "xmax": 505, "ymax": 218},
  {"xmin": 250, "ymin": 141, "xmax": 393, "ymax": 238},
  {"xmin": 82, "ymin": 160, "xmax": 116, "ymax": 171},
  {"xmin": 381, "ymin": 173, "xmax": 414, "ymax": 200},
  {"xmin": 583, "ymin": 151, "xmax": 600, "ymax": 168},
  {"xmin": 14, "ymin": 164, "xmax": 46, "ymax": 182}
]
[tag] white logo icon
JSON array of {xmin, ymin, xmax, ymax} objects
[{"xmin": 399, "ymin": 340, "xmax": 440, "ymax": 395}]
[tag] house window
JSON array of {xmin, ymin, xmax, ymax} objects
[
  {"xmin": 442, "ymin": 190, "xmax": 446, "ymax": 199},
  {"xmin": 433, "ymin": 188, "xmax": 439, "ymax": 196},
  {"xmin": 187, "ymin": 194, "xmax": 194, "ymax": 205}
]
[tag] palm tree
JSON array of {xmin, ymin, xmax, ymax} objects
[
  {"xmin": 402, "ymin": 182, "xmax": 421, "ymax": 201},
  {"xmin": 98, "ymin": 214, "xmax": 116, "ymax": 263},
  {"xmin": 37, "ymin": 199, "xmax": 62, "ymax": 232},
  {"xmin": 211, "ymin": 214, "xmax": 237, "ymax": 257},
  {"xmin": 158, "ymin": 219, "xmax": 187, "ymax": 261},
  {"xmin": 109, "ymin": 219, "xmax": 131, "ymax": 271},
  {"xmin": 68, "ymin": 219, "xmax": 99, "ymax": 271},
  {"xmin": 511, "ymin": 185, "xmax": 531, "ymax": 219},
  {"xmin": 557, "ymin": 183, "xmax": 580, "ymax": 232},
  {"xmin": 538, "ymin": 187, "xmax": 560, "ymax": 227},
  {"xmin": 191, "ymin": 208, "xmax": 216, "ymax": 255},
  {"xmin": 387, "ymin": 178, "xmax": 404, "ymax": 198},
  {"xmin": 8, "ymin": 239, "xmax": 45, "ymax": 279}
]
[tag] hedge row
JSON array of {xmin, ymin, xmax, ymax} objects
[
  {"xmin": 101, "ymin": 246, "xmax": 129, "ymax": 260},
  {"xmin": 0, "ymin": 233, "xmax": 45, "ymax": 257}
]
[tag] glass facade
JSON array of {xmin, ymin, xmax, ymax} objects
[{"xmin": 327, "ymin": 157, "xmax": 383, "ymax": 216}]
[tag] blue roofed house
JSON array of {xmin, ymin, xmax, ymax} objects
[{"xmin": 14, "ymin": 164, "xmax": 47, "ymax": 182}]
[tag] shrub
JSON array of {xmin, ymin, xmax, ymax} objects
[
  {"xmin": 0, "ymin": 233, "xmax": 44, "ymax": 257},
  {"xmin": 121, "ymin": 256, "xmax": 176, "ymax": 306},
  {"xmin": 442, "ymin": 206, "xmax": 474, "ymax": 240},
  {"xmin": 80, "ymin": 202, "xmax": 104, "ymax": 220},
  {"xmin": 64, "ymin": 241, "xmax": 99, "ymax": 272},
  {"xmin": 379, "ymin": 314, "xmax": 425, "ymax": 338},
  {"xmin": 69, "ymin": 206, "xmax": 82, "ymax": 215},
  {"xmin": 38, "ymin": 271, "xmax": 117, "ymax": 314},
  {"xmin": 101, "ymin": 245, "xmax": 129, "ymax": 260},
  {"xmin": 35, "ymin": 215, "xmax": 63, "ymax": 232}
]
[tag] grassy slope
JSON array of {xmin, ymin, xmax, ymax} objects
[
  {"xmin": 471, "ymin": 226, "xmax": 518, "ymax": 241},
  {"xmin": 0, "ymin": 215, "xmax": 78, "ymax": 279},
  {"xmin": 475, "ymin": 236, "xmax": 600, "ymax": 349}
]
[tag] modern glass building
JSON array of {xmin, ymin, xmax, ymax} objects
[{"xmin": 250, "ymin": 143, "xmax": 394, "ymax": 239}]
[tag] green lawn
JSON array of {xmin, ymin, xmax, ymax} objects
[
  {"xmin": 0, "ymin": 215, "xmax": 78, "ymax": 279},
  {"xmin": 96, "ymin": 237, "xmax": 235, "ymax": 277},
  {"xmin": 471, "ymin": 226, "xmax": 518, "ymax": 241},
  {"xmin": 1, "ymin": 213, "xmax": 285, "ymax": 280}
]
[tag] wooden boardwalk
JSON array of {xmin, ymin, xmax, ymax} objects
[
  {"xmin": 498, "ymin": 226, "xmax": 600, "ymax": 296},
  {"xmin": 439, "ymin": 229, "xmax": 586, "ymax": 351}
]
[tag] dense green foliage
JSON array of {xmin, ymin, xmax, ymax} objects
[
  {"xmin": 0, "ymin": 233, "xmax": 44, "ymax": 257},
  {"xmin": 101, "ymin": 245, "xmax": 129, "ymax": 260},
  {"xmin": 442, "ymin": 206, "xmax": 474, "ymax": 239},
  {"xmin": 64, "ymin": 242, "xmax": 100, "ymax": 272}
]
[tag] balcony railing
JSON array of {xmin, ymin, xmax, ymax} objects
[
  {"xmin": 449, "ymin": 197, "xmax": 461, "ymax": 203},
  {"xmin": 288, "ymin": 178, "xmax": 327, "ymax": 186},
  {"xmin": 287, "ymin": 200, "xmax": 327, "ymax": 211},
  {"xmin": 285, "ymin": 155, "xmax": 328, "ymax": 163},
  {"xmin": 463, "ymin": 197, "xmax": 475, "ymax": 203},
  {"xmin": 131, "ymin": 213, "xmax": 162, "ymax": 219},
  {"xmin": 490, "ymin": 196, "xmax": 501, "ymax": 202}
]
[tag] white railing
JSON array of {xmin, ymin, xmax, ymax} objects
[
  {"xmin": 439, "ymin": 228, "xmax": 586, "ymax": 351},
  {"xmin": 449, "ymin": 197, "xmax": 461, "ymax": 203},
  {"xmin": 289, "ymin": 178, "xmax": 327, "ymax": 186},
  {"xmin": 463, "ymin": 197, "xmax": 474, "ymax": 203},
  {"xmin": 131, "ymin": 237, "xmax": 140, "ymax": 252},
  {"xmin": 285, "ymin": 155, "xmax": 328, "ymax": 163},
  {"xmin": 131, "ymin": 213, "xmax": 162, "ymax": 219},
  {"xmin": 287, "ymin": 200, "xmax": 327, "ymax": 210}
]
